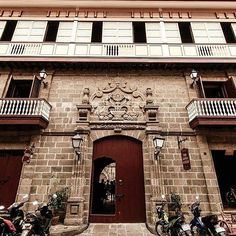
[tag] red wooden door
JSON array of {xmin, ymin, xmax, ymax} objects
[
  {"xmin": 0, "ymin": 151, "xmax": 23, "ymax": 207},
  {"xmin": 90, "ymin": 136, "xmax": 146, "ymax": 223}
]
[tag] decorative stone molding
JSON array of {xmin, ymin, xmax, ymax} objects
[{"xmin": 90, "ymin": 82, "xmax": 146, "ymax": 122}]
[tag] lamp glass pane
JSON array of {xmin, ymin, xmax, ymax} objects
[{"xmin": 153, "ymin": 137, "xmax": 164, "ymax": 148}]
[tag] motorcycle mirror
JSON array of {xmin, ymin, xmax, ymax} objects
[
  {"xmin": 0, "ymin": 205, "xmax": 5, "ymax": 210},
  {"xmin": 32, "ymin": 201, "xmax": 39, "ymax": 206},
  {"xmin": 52, "ymin": 194, "xmax": 57, "ymax": 199}
]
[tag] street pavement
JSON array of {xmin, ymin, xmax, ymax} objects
[{"xmin": 76, "ymin": 223, "xmax": 154, "ymax": 235}]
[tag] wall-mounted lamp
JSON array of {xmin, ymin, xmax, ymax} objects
[
  {"xmin": 190, "ymin": 69, "xmax": 199, "ymax": 88},
  {"xmin": 153, "ymin": 135, "xmax": 165, "ymax": 160},
  {"xmin": 39, "ymin": 69, "xmax": 48, "ymax": 88},
  {"xmin": 177, "ymin": 136, "xmax": 187, "ymax": 149},
  {"xmin": 22, "ymin": 144, "xmax": 35, "ymax": 164},
  {"xmin": 72, "ymin": 133, "xmax": 83, "ymax": 160}
]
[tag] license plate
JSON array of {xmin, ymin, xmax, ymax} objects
[
  {"xmin": 215, "ymin": 226, "xmax": 226, "ymax": 233},
  {"xmin": 22, "ymin": 223, "xmax": 32, "ymax": 230},
  {"xmin": 182, "ymin": 224, "xmax": 191, "ymax": 231}
]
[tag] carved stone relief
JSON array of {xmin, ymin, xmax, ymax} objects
[
  {"xmin": 90, "ymin": 82, "xmax": 146, "ymax": 121},
  {"xmin": 76, "ymin": 82, "xmax": 159, "ymax": 126}
]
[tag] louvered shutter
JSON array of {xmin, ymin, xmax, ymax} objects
[
  {"xmin": 75, "ymin": 22, "xmax": 92, "ymax": 43},
  {"xmin": 30, "ymin": 76, "xmax": 41, "ymax": 98},
  {"xmin": 56, "ymin": 22, "xmax": 74, "ymax": 42},
  {"xmin": 165, "ymin": 23, "xmax": 181, "ymax": 43},
  {"xmin": 145, "ymin": 23, "xmax": 161, "ymax": 43},
  {"xmin": 102, "ymin": 22, "xmax": 132, "ymax": 43},
  {"xmin": 12, "ymin": 20, "xmax": 47, "ymax": 42},
  {"xmin": 196, "ymin": 77, "xmax": 206, "ymax": 98},
  {"xmin": 191, "ymin": 22, "xmax": 225, "ymax": 44}
]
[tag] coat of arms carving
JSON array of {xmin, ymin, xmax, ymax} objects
[{"xmin": 90, "ymin": 82, "xmax": 146, "ymax": 121}]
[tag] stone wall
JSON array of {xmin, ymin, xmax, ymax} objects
[{"xmin": 1, "ymin": 67, "xmax": 235, "ymax": 225}]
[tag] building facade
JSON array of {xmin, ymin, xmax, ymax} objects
[{"xmin": 0, "ymin": 0, "xmax": 236, "ymax": 230}]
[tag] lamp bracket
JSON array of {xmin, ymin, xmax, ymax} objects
[{"xmin": 177, "ymin": 136, "xmax": 187, "ymax": 149}]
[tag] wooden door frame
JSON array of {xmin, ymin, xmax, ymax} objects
[{"xmin": 89, "ymin": 135, "xmax": 146, "ymax": 223}]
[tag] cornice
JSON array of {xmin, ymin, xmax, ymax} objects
[{"xmin": 0, "ymin": 1, "xmax": 236, "ymax": 10}]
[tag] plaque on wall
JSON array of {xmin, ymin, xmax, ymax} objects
[{"xmin": 181, "ymin": 148, "xmax": 191, "ymax": 171}]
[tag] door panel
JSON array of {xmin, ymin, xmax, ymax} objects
[
  {"xmin": 0, "ymin": 150, "xmax": 23, "ymax": 207},
  {"xmin": 90, "ymin": 136, "xmax": 146, "ymax": 223}
]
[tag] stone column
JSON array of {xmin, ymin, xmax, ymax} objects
[{"xmin": 196, "ymin": 135, "xmax": 222, "ymax": 213}]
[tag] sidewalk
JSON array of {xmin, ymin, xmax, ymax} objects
[{"xmin": 50, "ymin": 223, "xmax": 155, "ymax": 236}]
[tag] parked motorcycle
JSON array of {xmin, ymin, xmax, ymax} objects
[
  {"xmin": 0, "ymin": 216, "xmax": 16, "ymax": 236},
  {"xmin": 190, "ymin": 197, "xmax": 229, "ymax": 236},
  {"xmin": 190, "ymin": 197, "xmax": 208, "ymax": 236},
  {"xmin": 21, "ymin": 194, "xmax": 57, "ymax": 236},
  {"xmin": 0, "ymin": 194, "xmax": 29, "ymax": 236},
  {"xmin": 155, "ymin": 198, "xmax": 192, "ymax": 236}
]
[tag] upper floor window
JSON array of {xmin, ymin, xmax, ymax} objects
[
  {"xmin": 102, "ymin": 22, "xmax": 132, "ymax": 43},
  {"xmin": 0, "ymin": 21, "xmax": 17, "ymax": 41},
  {"xmin": 221, "ymin": 22, "xmax": 236, "ymax": 43},
  {"xmin": 6, "ymin": 76, "xmax": 41, "ymax": 98},
  {"xmin": 178, "ymin": 22, "xmax": 194, "ymax": 43},
  {"xmin": 133, "ymin": 22, "xmax": 146, "ymax": 43},
  {"xmin": 92, "ymin": 21, "xmax": 103, "ymax": 43},
  {"xmin": 44, "ymin": 21, "xmax": 59, "ymax": 42},
  {"xmin": 191, "ymin": 22, "xmax": 226, "ymax": 44},
  {"xmin": 197, "ymin": 77, "xmax": 236, "ymax": 98}
]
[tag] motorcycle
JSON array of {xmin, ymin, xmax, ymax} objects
[
  {"xmin": 190, "ymin": 197, "xmax": 229, "ymax": 236},
  {"xmin": 190, "ymin": 197, "xmax": 208, "ymax": 236},
  {"xmin": 155, "ymin": 199, "xmax": 192, "ymax": 236},
  {"xmin": 0, "ymin": 194, "xmax": 29, "ymax": 236},
  {"xmin": 21, "ymin": 194, "xmax": 57, "ymax": 236}
]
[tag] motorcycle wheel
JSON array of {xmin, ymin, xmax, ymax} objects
[
  {"xmin": 170, "ymin": 228, "xmax": 182, "ymax": 236},
  {"xmin": 156, "ymin": 223, "xmax": 166, "ymax": 236}
]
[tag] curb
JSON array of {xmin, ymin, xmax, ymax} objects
[{"xmin": 50, "ymin": 224, "xmax": 89, "ymax": 236}]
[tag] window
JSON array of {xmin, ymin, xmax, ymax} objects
[
  {"xmin": 145, "ymin": 23, "xmax": 161, "ymax": 43},
  {"xmin": 92, "ymin": 21, "xmax": 103, "ymax": 43},
  {"xmin": 165, "ymin": 23, "xmax": 181, "ymax": 43},
  {"xmin": 0, "ymin": 21, "xmax": 17, "ymax": 41},
  {"xmin": 178, "ymin": 22, "xmax": 194, "ymax": 43},
  {"xmin": 6, "ymin": 76, "xmax": 41, "ymax": 98},
  {"xmin": 191, "ymin": 22, "xmax": 226, "ymax": 43},
  {"xmin": 102, "ymin": 22, "xmax": 132, "ymax": 43},
  {"xmin": 12, "ymin": 21, "xmax": 47, "ymax": 42},
  {"xmin": 133, "ymin": 22, "xmax": 146, "ymax": 43},
  {"xmin": 55, "ymin": 21, "xmax": 73, "ymax": 42},
  {"xmin": 44, "ymin": 21, "xmax": 59, "ymax": 42},
  {"xmin": 76, "ymin": 22, "xmax": 93, "ymax": 43},
  {"xmin": 221, "ymin": 22, "xmax": 236, "ymax": 43},
  {"xmin": 197, "ymin": 77, "xmax": 236, "ymax": 98}
]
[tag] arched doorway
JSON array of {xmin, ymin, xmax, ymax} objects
[{"xmin": 89, "ymin": 136, "xmax": 146, "ymax": 223}]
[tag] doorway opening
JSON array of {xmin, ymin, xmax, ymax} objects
[
  {"xmin": 91, "ymin": 157, "xmax": 116, "ymax": 215},
  {"xmin": 89, "ymin": 135, "xmax": 146, "ymax": 223},
  {"xmin": 212, "ymin": 150, "xmax": 236, "ymax": 209}
]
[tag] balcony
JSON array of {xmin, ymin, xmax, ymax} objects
[
  {"xmin": 0, "ymin": 42, "xmax": 236, "ymax": 62},
  {"xmin": 0, "ymin": 98, "xmax": 52, "ymax": 129},
  {"xmin": 186, "ymin": 98, "xmax": 236, "ymax": 129}
]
